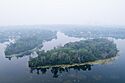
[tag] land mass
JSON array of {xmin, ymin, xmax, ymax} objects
[
  {"xmin": 29, "ymin": 38, "xmax": 118, "ymax": 68},
  {"xmin": 4, "ymin": 30, "xmax": 57, "ymax": 56}
]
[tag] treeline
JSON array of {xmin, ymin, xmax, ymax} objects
[
  {"xmin": 62, "ymin": 27, "xmax": 125, "ymax": 39},
  {"xmin": 29, "ymin": 38, "xmax": 118, "ymax": 67},
  {"xmin": 5, "ymin": 30, "xmax": 57, "ymax": 55}
]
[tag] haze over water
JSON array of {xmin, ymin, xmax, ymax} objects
[{"xmin": 0, "ymin": 32, "xmax": 125, "ymax": 83}]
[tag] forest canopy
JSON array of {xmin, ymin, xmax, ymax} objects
[{"xmin": 29, "ymin": 38, "xmax": 118, "ymax": 68}]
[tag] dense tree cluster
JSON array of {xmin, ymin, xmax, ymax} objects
[
  {"xmin": 5, "ymin": 30, "xmax": 56, "ymax": 55},
  {"xmin": 29, "ymin": 38, "xmax": 118, "ymax": 67}
]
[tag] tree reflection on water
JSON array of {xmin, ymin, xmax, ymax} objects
[{"xmin": 29, "ymin": 64, "xmax": 92, "ymax": 78}]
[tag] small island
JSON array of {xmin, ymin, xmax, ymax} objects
[
  {"xmin": 4, "ymin": 30, "xmax": 57, "ymax": 56},
  {"xmin": 29, "ymin": 38, "xmax": 118, "ymax": 68}
]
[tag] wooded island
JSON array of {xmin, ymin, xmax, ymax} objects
[{"xmin": 29, "ymin": 38, "xmax": 118, "ymax": 68}]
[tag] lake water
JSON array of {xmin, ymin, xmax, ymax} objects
[
  {"xmin": 0, "ymin": 32, "xmax": 125, "ymax": 83},
  {"xmin": 41, "ymin": 32, "xmax": 83, "ymax": 51}
]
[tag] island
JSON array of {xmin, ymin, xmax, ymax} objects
[
  {"xmin": 29, "ymin": 38, "xmax": 118, "ymax": 68},
  {"xmin": 5, "ymin": 29, "xmax": 57, "ymax": 56}
]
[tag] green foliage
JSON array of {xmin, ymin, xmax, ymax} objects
[
  {"xmin": 29, "ymin": 38, "xmax": 118, "ymax": 67},
  {"xmin": 5, "ymin": 30, "xmax": 56, "ymax": 55}
]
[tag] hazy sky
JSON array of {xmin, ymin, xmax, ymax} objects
[{"xmin": 0, "ymin": 0, "xmax": 125, "ymax": 26}]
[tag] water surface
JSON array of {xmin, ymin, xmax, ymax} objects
[{"xmin": 0, "ymin": 32, "xmax": 125, "ymax": 83}]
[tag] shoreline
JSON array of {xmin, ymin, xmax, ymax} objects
[{"xmin": 30, "ymin": 56, "xmax": 118, "ymax": 69}]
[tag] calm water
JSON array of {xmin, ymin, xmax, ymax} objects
[
  {"xmin": 41, "ymin": 32, "xmax": 83, "ymax": 51},
  {"xmin": 0, "ymin": 32, "xmax": 125, "ymax": 83}
]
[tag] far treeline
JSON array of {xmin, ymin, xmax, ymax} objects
[{"xmin": 29, "ymin": 38, "xmax": 118, "ymax": 68}]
